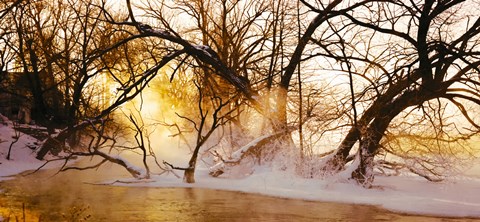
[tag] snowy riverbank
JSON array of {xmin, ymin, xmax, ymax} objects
[
  {"xmin": 0, "ymin": 117, "xmax": 49, "ymax": 178},
  {"xmin": 105, "ymin": 165, "xmax": 480, "ymax": 219},
  {"xmin": 1, "ymin": 117, "xmax": 480, "ymax": 219}
]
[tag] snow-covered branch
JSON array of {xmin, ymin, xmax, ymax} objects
[{"xmin": 209, "ymin": 130, "xmax": 291, "ymax": 177}]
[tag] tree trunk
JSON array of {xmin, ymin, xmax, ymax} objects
[
  {"xmin": 260, "ymin": 86, "xmax": 296, "ymax": 161},
  {"xmin": 350, "ymin": 119, "xmax": 389, "ymax": 186},
  {"xmin": 184, "ymin": 144, "xmax": 201, "ymax": 183},
  {"xmin": 351, "ymin": 113, "xmax": 394, "ymax": 185},
  {"xmin": 323, "ymin": 127, "xmax": 360, "ymax": 172},
  {"xmin": 25, "ymin": 40, "xmax": 48, "ymax": 124},
  {"xmin": 350, "ymin": 88, "xmax": 434, "ymax": 186},
  {"xmin": 184, "ymin": 168, "xmax": 195, "ymax": 183},
  {"xmin": 275, "ymin": 87, "xmax": 288, "ymax": 130},
  {"xmin": 324, "ymin": 71, "xmax": 425, "ymax": 172}
]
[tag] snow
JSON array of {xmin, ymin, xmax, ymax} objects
[
  {"xmin": 1, "ymin": 115, "xmax": 480, "ymax": 219},
  {"xmin": 231, "ymin": 135, "xmax": 267, "ymax": 160},
  {"xmin": 193, "ymin": 45, "xmax": 215, "ymax": 58},
  {"xmin": 0, "ymin": 121, "xmax": 43, "ymax": 179},
  {"xmin": 0, "ymin": 115, "xmax": 61, "ymax": 180},
  {"xmin": 114, "ymin": 154, "xmax": 147, "ymax": 178},
  {"xmin": 209, "ymin": 133, "xmax": 273, "ymax": 174},
  {"xmin": 108, "ymin": 165, "xmax": 480, "ymax": 218},
  {"xmin": 138, "ymin": 23, "xmax": 170, "ymax": 36}
]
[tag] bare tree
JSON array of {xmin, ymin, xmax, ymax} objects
[
  {"xmin": 163, "ymin": 78, "xmax": 239, "ymax": 183},
  {"xmin": 6, "ymin": 121, "xmax": 21, "ymax": 160},
  {"xmin": 303, "ymin": 0, "xmax": 480, "ymax": 186}
]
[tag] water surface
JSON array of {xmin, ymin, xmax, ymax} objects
[{"xmin": 0, "ymin": 168, "xmax": 479, "ymax": 221}]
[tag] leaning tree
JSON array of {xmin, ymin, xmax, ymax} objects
[{"xmin": 311, "ymin": 0, "xmax": 480, "ymax": 185}]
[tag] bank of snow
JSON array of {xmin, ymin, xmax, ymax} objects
[
  {"xmin": 0, "ymin": 115, "xmax": 50, "ymax": 180},
  {"xmin": 109, "ymin": 161, "xmax": 480, "ymax": 219}
]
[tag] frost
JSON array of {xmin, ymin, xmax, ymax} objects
[
  {"xmin": 150, "ymin": 29, "xmax": 170, "ymax": 36},
  {"xmin": 138, "ymin": 23, "xmax": 170, "ymax": 36},
  {"xmin": 194, "ymin": 45, "xmax": 210, "ymax": 51},
  {"xmin": 116, "ymin": 155, "xmax": 145, "ymax": 174},
  {"xmin": 193, "ymin": 45, "xmax": 215, "ymax": 58}
]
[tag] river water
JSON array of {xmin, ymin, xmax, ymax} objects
[{"xmin": 0, "ymin": 168, "xmax": 479, "ymax": 222}]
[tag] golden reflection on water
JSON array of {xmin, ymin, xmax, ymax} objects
[
  {"xmin": 0, "ymin": 204, "xmax": 93, "ymax": 222},
  {"xmin": 0, "ymin": 204, "xmax": 41, "ymax": 222},
  {"xmin": 1, "ymin": 168, "xmax": 480, "ymax": 221}
]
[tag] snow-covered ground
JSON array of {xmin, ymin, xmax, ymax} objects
[
  {"xmin": 107, "ymin": 165, "xmax": 480, "ymax": 219},
  {"xmin": 1, "ymin": 115, "xmax": 479, "ymax": 219},
  {"xmin": 0, "ymin": 115, "xmax": 50, "ymax": 178}
]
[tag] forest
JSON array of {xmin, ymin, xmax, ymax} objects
[{"xmin": 1, "ymin": 0, "xmax": 479, "ymax": 188}]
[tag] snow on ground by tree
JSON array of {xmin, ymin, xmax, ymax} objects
[
  {"xmin": 0, "ymin": 115, "xmax": 47, "ymax": 179},
  {"xmin": 1, "ymin": 114, "xmax": 480, "ymax": 218}
]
